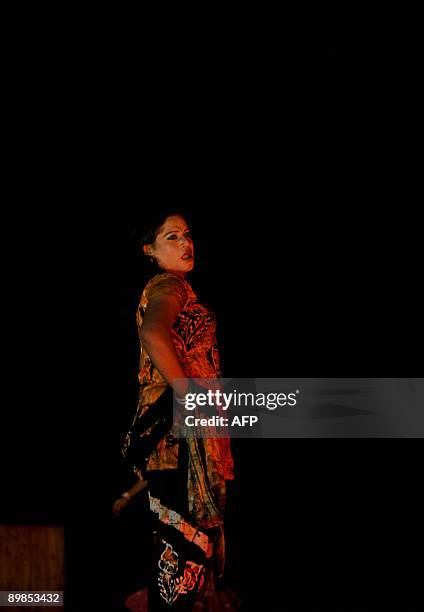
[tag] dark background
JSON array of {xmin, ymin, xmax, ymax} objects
[{"xmin": 2, "ymin": 22, "xmax": 422, "ymax": 612}]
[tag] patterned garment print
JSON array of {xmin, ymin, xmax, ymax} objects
[{"xmin": 157, "ymin": 540, "xmax": 205, "ymax": 606}]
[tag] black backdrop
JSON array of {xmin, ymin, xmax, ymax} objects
[{"xmin": 1, "ymin": 29, "xmax": 422, "ymax": 612}]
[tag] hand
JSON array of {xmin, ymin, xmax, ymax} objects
[{"xmin": 112, "ymin": 496, "xmax": 129, "ymax": 517}]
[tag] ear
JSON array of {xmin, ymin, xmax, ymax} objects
[{"xmin": 142, "ymin": 244, "xmax": 152, "ymax": 257}]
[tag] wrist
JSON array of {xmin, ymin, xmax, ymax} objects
[{"xmin": 174, "ymin": 378, "xmax": 190, "ymax": 400}]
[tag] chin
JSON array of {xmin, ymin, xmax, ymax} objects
[
  {"xmin": 180, "ymin": 260, "xmax": 194, "ymax": 273},
  {"xmin": 167, "ymin": 262, "xmax": 194, "ymax": 275}
]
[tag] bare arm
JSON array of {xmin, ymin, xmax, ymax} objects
[
  {"xmin": 113, "ymin": 280, "xmax": 191, "ymax": 511},
  {"xmin": 141, "ymin": 291, "xmax": 189, "ymax": 398}
]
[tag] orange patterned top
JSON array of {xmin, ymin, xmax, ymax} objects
[{"xmin": 132, "ymin": 272, "xmax": 234, "ymax": 483}]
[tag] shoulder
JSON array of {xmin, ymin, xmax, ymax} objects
[{"xmin": 141, "ymin": 273, "xmax": 193, "ymax": 309}]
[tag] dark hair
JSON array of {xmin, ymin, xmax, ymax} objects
[{"xmin": 132, "ymin": 206, "xmax": 193, "ymax": 269}]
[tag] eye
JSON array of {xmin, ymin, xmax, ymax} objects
[{"xmin": 167, "ymin": 234, "xmax": 178, "ymax": 240}]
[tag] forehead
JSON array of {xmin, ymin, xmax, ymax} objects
[{"xmin": 159, "ymin": 215, "xmax": 189, "ymax": 233}]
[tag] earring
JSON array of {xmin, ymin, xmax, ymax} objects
[{"xmin": 149, "ymin": 256, "xmax": 155, "ymax": 263}]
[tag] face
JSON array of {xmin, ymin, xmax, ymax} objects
[{"xmin": 143, "ymin": 215, "xmax": 194, "ymax": 277}]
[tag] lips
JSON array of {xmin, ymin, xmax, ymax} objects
[{"xmin": 181, "ymin": 252, "xmax": 193, "ymax": 261}]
